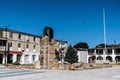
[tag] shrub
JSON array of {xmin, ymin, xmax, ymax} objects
[{"xmin": 13, "ymin": 61, "xmax": 21, "ymax": 65}]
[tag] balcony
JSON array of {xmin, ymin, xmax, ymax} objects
[
  {"xmin": 96, "ymin": 49, "xmax": 103, "ymax": 55},
  {"xmin": 106, "ymin": 52, "xmax": 112, "ymax": 55},
  {"xmin": 0, "ymin": 46, "xmax": 5, "ymax": 51},
  {"xmin": 96, "ymin": 53, "xmax": 103, "ymax": 55},
  {"xmin": 88, "ymin": 49, "xmax": 94, "ymax": 55},
  {"xmin": 115, "ymin": 48, "xmax": 120, "ymax": 55},
  {"xmin": 106, "ymin": 49, "xmax": 112, "ymax": 55},
  {"xmin": 114, "ymin": 53, "xmax": 120, "ymax": 55},
  {"xmin": 88, "ymin": 53, "xmax": 93, "ymax": 55}
]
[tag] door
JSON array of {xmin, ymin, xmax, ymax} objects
[
  {"xmin": 7, "ymin": 54, "xmax": 13, "ymax": 64},
  {"xmin": 0, "ymin": 54, "xmax": 3, "ymax": 64}
]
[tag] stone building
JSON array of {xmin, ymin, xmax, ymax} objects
[
  {"xmin": 0, "ymin": 28, "xmax": 41, "ymax": 64},
  {"xmin": 0, "ymin": 27, "xmax": 68, "ymax": 67}
]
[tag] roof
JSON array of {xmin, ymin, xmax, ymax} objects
[
  {"xmin": 56, "ymin": 40, "xmax": 68, "ymax": 43},
  {"xmin": 0, "ymin": 27, "xmax": 42, "ymax": 38}
]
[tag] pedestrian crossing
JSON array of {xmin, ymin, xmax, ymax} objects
[{"xmin": 0, "ymin": 67, "xmax": 44, "ymax": 78}]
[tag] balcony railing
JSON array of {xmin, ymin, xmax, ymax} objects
[
  {"xmin": 0, "ymin": 46, "xmax": 5, "ymax": 51},
  {"xmin": 114, "ymin": 53, "xmax": 120, "ymax": 55},
  {"xmin": 106, "ymin": 52, "xmax": 112, "ymax": 55},
  {"xmin": 96, "ymin": 53, "xmax": 103, "ymax": 55},
  {"xmin": 88, "ymin": 53, "xmax": 93, "ymax": 55}
]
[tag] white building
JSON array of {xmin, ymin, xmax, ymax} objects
[
  {"xmin": 77, "ymin": 49, "xmax": 88, "ymax": 63},
  {"xmin": 55, "ymin": 40, "xmax": 68, "ymax": 62},
  {"xmin": 87, "ymin": 45, "xmax": 120, "ymax": 64}
]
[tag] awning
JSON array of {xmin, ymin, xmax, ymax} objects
[{"xmin": 8, "ymin": 51, "xmax": 23, "ymax": 54}]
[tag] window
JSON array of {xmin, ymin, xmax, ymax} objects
[
  {"xmin": 9, "ymin": 42, "xmax": 12, "ymax": 47},
  {"xmin": 116, "ymin": 48, "xmax": 120, "ymax": 53},
  {"xmin": 26, "ymin": 44, "xmax": 29, "ymax": 48},
  {"xmin": 26, "ymin": 36, "xmax": 30, "ymax": 42},
  {"xmin": 33, "ymin": 45, "xmax": 36, "ymax": 49},
  {"xmin": 0, "ymin": 41, "xmax": 3, "ymax": 46},
  {"xmin": 96, "ymin": 49, "xmax": 103, "ymax": 53},
  {"xmin": 33, "ymin": 36, "xmax": 36, "ymax": 42},
  {"xmin": 18, "ymin": 34, "xmax": 21, "ymax": 40},
  {"xmin": 18, "ymin": 43, "xmax": 21, "ymax": 48},
  {"xmin": 27, "ymin": 39, "xmax": 29, "ymax": 42},
  {"xmin": 88, "ymin": 49, "xmax": 94, "ymax": 53},
  {"xmin": 32, "ymin": 55, "xmax": 36, "ymax": 62},
  {"xmin": 0, "ymin": 30, "xmax": 3, "ymax": 37},
  {"xmin": 25, "ymin": 54, "xmax": 29, "ymax": 63},
  {"xmin": 9, "ymin": 32, "xmax": 13, "ymax": 38},
  {"xmin": 107, "ymin": 49, "xmax": 112, "ymax": 53}
]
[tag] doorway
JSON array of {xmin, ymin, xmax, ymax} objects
[
  {"xmin": 17, "ymin": 54, "xmax": 21, "ymax": 63},
  {"xmin": 0, "ymin": 54, "xmax": 3, "ymax": 64},
  {"xmin": 7, "ymin": 54, "xmax": 13, "ymax": 64}
]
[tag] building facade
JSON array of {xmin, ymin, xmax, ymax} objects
[
  {"xmin": 87, "ymin": 45, "xmax": 120, "ymax": 64},
  {"xmin": 55, "ymin": 40, "xmax": 68, "ymax": 63},
  {"xmin": 0, "ymin": 28, "xmax": 41, "ymax": 64},
  {"xmin": 77, "ymin": 49, "xmax": 88, "ymax": 63}
]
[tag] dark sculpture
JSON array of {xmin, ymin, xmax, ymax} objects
[{"xmin": 43, "ymin": 26, "xmax": 54, "ymax": 42}]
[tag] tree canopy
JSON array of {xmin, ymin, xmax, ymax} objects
[
  {"xmin": 64, "ymin": 45, "xmax": 78, "ymax": 64},
  {"xmin": 96, "ymin": 43, "xmax": 110, "ymax": 48},
  {"xmin": 73, "ymin": 42, "xmax": 89, "ymax": 49}
]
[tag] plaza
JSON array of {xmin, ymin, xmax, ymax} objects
[{"xmin": 0, "ymin": 66, "xmax": 120, "ymax": 80}]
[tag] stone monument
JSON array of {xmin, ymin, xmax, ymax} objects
[{"xmin": 40, "ymin": 27, "xmax": 57, "ymax": 69}]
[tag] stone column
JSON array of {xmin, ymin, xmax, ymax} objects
[{"xmin": 112, "ymin": 49, "xmax": 116, "ymax": 63}]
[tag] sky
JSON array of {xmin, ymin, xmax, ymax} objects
[{"xmin": 0, "ymin": 0, "xmax": 120, "ymax": 48}]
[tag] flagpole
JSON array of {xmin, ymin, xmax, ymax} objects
[{"xmin": 103, "ymin": 8, "xmax": 106, "ymax": 62}]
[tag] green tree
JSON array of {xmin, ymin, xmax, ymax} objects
[
  {"xmin": 55, "ymin": 49, "xmax": 60, "ymax": 61},
  {"xmin": 64, "ymin": 45, "xmax": 78, "ymax": 64},
  {"xmin": 74, "ymin": 42, "xmax": 89, "ymax": 49},
  {"xmin": 96, "ymin": 43, "xmax": 110, "ymax": 48}
]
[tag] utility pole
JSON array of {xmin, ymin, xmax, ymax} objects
[{"xmin": 4, "ymin": 27, "xmax": 8, "ymax": 65}]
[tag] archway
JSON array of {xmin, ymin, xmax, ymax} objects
[
  {"xmin": 24, "ymin": 54, "xmax": 29, "ymax": 64},
  {"xmin": 88, "ymin": 56, "xmax": 96, "ymax": 63},
  {"xmin": 88, "ymin": 57, "xmax": 93, "ymax": 63},
  {"xmin": 106, "ymin": 56, "xmax": 113, "ymax": 62},
  {"xmin": 0, "ymin": 54, "xmax": 3, "ymax": 64},
  {"xmin": 97, "ymin": 56, "xmax": 103, "ymax": 60},
  {"xmin": 43, "ymin": 27, "xmax": 54, "ymax": 42},
  {"xmin": 115, "ymin": 56, "xmax": 120, "ymax": 63},
  {"xmin": 17, "ymin": 54, "xmax": 21, "ymax": 62},
  {"xmin": 7, "ymin": 54, "xmax": 13, "ymax": 64}
]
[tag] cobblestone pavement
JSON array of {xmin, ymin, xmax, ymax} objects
[{"xmin": 0, "ymin": 67, "xmax": 120, "ymax": 80}]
